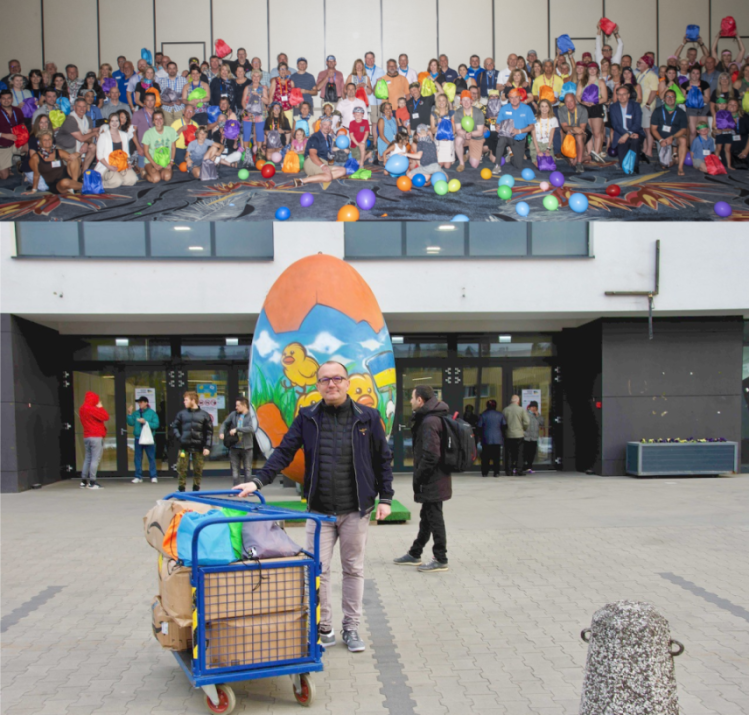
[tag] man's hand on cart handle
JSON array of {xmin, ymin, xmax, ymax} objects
[
  {"xmin": 376, "ymin": 503, "xmax": 391, "ymax": 521},
  {"xmin": 234, "ymin": 481, "xmax": 258, "ymax": 497}
]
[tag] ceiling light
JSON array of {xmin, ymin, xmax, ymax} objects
[
  {"xmin": 437, "ymin": 225, "xmax": 455, "ymax": 231},
  {"xmin": 499, "ymin": 335, "xmax": 512, "ymax": 343},
  {"xmin": 225, "ymin": 338, "xmax": 239, "ymax": 346},
  {"xmin": 188, "ymin": 246, "xmax": 204, "ymax": 251},
  {"xmin": 115, "ymin": 338, "xmax": 129, "ymax": 347},
  {"xmin": 426, "ymin": 246, "xmax": 441, "ymax": 253},
  {"xmin": 173, "ymin": 226, "xmax": 191, "ymax": 231},
  {"xmin": 391, "ymin": 336, "xmax": 404, "ymax": 344}
]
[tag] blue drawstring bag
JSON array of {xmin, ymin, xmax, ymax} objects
[
  {"xmin": 686, "ymin": 25, "xmax": 700, "ymax": 42},
  {"xmin": 59, "ymin": 97, "xmax": 71, "ymax": 115},
  {"xmin": 81, "ymin": 170, "xmax": 104, "ymax": 195},
  {"xmin": 685, "ymin": 85, "xmax": 704, "ymax": 109},
  {"xmin": 141, "ymin": 48, "xmax": 153, "ymax": 65},
  {"xmin": 561, "ymin": 81, "xmax": 577, "ymax": 99},
  {"xmin": 344, "ymin": 156, "xmax": 360, "ymax": 175},
  {"xmin": 557, "ymin": 35, "xmax": 575, "ymax": 54},
  {"xmin": 176, "ymin": 511, "xmax": 235, "ymax": 566},
  {"xmin": 207, "ymin": 105, "xmax": 221, "ymax": 123},
  {"xmin": 622, "ymin": 149, "xmax": 637, "ymax": 175},
  {"xmin": 294, "ymin": 118, "xmax": 310, "ymax": 136},
  {"xmin": 435, "ymin": 115, "xmax": 454, "ymax": 141}
]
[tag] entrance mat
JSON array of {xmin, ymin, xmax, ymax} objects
[
  {"xmin": 2, "ymin": 158, "xmax": 747, "ymax": 221},
  {"xmin": 266, "ymin": 499, "xmax": 410, "ymax": 524}
]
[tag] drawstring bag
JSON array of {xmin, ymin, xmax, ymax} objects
[
  {"xmin": 516, "ymin": 88, "xmax": 528, "ymax": 102},
  {"xmin": 355, "ymin": 87, "xmax": 369, "ymax": 106},
  {"xmin": 59, "ymin": 97, "xmax": 71, "ymax": 115},
  {"xmin": 714, "ymin": 110, "xmax": 735, "ymax": 131},
  {"xmin": 266, "ymin": 129, "xmax": 282, "ymax": 149},
  {"xmin": 622, "ymin": 149, "xmax": 637, "ymax": 175},
  {"xmin": 294, "ymin": 118, "xmax": 310, "ymax": 136},
  {"xmin": 160, "ymin": 87, "xmax": 179, "ymax": 104},
  {"xmin": 141, "ymin": 48, "xmax": 153, "ymax": 64},
  {"xmin": 496, "ymin": 119, "xmax": 515, "ymax": 138},
  {"xmin": 685, "ymin": 86, "xmax": 704, "ymax": 109},
  {"xmin": 659, "ymin": 144, "xmax": 673, "ymax": 167},
  {"xmin": 374, "ymin": 79, "xmax": 389, "ymax": 100},
  {"xmin": 207, "ymin": 105, "xmax": 221, "ymax": 123},
  {"xmin": 539, "ymin": 85, "xmax": 555, "ymax": 103},
  {"xmin": 177, "ymin": 511, "xmax": 235, "ymax": 566},
  {"xmin": 101, "ymin": 78, "xmax": 117, "ymax": 94},
  {"xmin": 581, "ymin": 84, "xmax": 599, "ymax": 104},
  {"xmin": 289, "ymin": 87, "xmax": 304, "ymax": 106},
  {"xmin": 247, "ymin": 91, "xmax": 264, "ymax": 115},
  {"xmin": 344, "ymin": 156, "xmax": 359, "ymax": 175},
  {"xmin": 21, "ymin": 97, "xmax": 38, "ymax": 119},
  {"xmin": 281, "ymin": 150, "xmax": 300, "ymax": 173},
  {"xmin": 323, "ymin": 80, "xmax": 338, "ymax": 103},
  {"xmin": 215, "ymin": 39, "xmax": 232, "ymax": 58},
  {"xmin": 200, "ymin": 157, "xmax": 218, "ymax": 180},
  {"xmin": 562, "ymin": 133, "xmax": 577, "ymax": 158},
  {"xmin": 11, "ymin": 126, "xmax": 29, "ymax": 147},
  {"xmin": 421, "ymin": 78, "xmax": 436, "ymax": 97},
  {"xmin": 686, "ymin": 25, "xmax": 700, "ymax": 42},
  {"xmin": 600, "ymin": 17, "xmax": 616, "ymax": 35},
  {"xmin": 743, "ymin": 92, "xmax": 749, "ymax": 113},
  {"xmin": 668, "ymin": 83, "xmax": 686, "ymax": 104},
  {"xmin": 418, "ymin": 71, "xmax": 429, "ymax": 85},
  {"xmin": 561, "ymin": 81, "xmax": 577, "ymax": 99},
  {"xmin": 720, "ymin": 16, "xmax": 736, "ymax": 37},
  {"xmin": 538, "ymin": 154, "xmax": 557, "ymax": 171},
  {"xmin": 704, "ymin": 154, "xmax": 727, "ymax": 175},
  {"xmin": 557, "ymin": 35, "xmax": 575, "ymax": 54},
  {"xmin": 82, "ymin": 169, "xmax": 104, "ymax": 194},
  {"xmin": 146, "ymin": 87, "xmax": 161, "ymax": 107},
  {"xmin": 219, "ymin": 508, "xmax": 247, "ymax": 559},
  {"xmin": 153, "ymin": 146, "xmax": 171, "ymax": 168},
  {"xmin": 241, "ymin": 519, "xmax": 301, "ymax": 560},
  {"xmin": 181, "ymin": 125, "xmax": 197, "ymax": 145},
  {"xmin": 188, "ymin": 87, "xmax": 207, "ymax": 108},
  {"xmin": 109, "ymin": 150, "xmax": 129, "ymax": 171},
  {"xmin": 224, "ymin": 119, "xmax": 240, "ymax": 139},
  {"xmin": 442, "ymin": 82, "xmax": 456, "ymax": 103},
  {"xmin": 486, "ymin": 95, "xmax": 502, "ymax": 118},
  {"xmin": 162, "ymin": 511, "xmax": 187, "ymax": 559},
  {"xmin": 49, "ymin": 110, "xmax": 65, "ymax": 129},
  {"xmin": 435, "ymin": 115, "xmax": 454, "ymax": 141}
]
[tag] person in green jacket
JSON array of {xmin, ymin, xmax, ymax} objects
[
  {"xmin": 503, "ymin": 395, "xmax": 530, "ymax": 476},
  {"xmin": 127, "ymin": 395, "xmax": 160, "ymax": 483}
]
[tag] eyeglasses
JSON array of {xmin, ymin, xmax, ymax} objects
[{"xmin": 317, "ymin": 376, "xmax": 348, "ymax": 385}]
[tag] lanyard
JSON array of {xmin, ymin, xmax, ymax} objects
[
  {"xmin": 570, "ymin": 107, "xmax": 577, "ymax": 125},
  {"xmin": 366, "ymin": 65, "xmax": 377, "ymax": 81},
  {"xmin": 662, "ymin": 107, "xmax": 674, "ymax": 126},
  {"xmin": 412, "ymin": 97, "xmax": 421, "ymax": 112},
  {"xmin": 144, "ymin": 110, "xmax": 152, "ymax": 127},
  {"xmin": 3, "ymin": 108, "xmax": 17, "ymax": 129}
]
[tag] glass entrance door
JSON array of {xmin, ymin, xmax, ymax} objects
[
  {"xmin": 186, "ymin": 369, "xmax": 231, "ymax": 473},
  {"xmin": 511, "ymin": 366, "xmax": 552, "ymax": 467},
  {"xmin": 123, "ymin": 370, "xmax": 170, "ymax": 476},
  {"xmin": 73, "ymin": 370, "xmax": 118, "ymax": 475}
]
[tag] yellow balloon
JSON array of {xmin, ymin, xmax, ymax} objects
[
  {"xmin": 447, "ymin": 179, "xmax": 461, "ymax": 192},
  {"xmin": 480, "ymin": 168, "xmax": 492, "ymax": 180}
]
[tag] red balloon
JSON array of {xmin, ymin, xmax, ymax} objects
[
  {"xmin": 606, "ymin": 184, "xmax": 621, "ymax": 197},
  {"xmin": 261, "ymin": 163, "xmax": 276, "ymax": 179}
]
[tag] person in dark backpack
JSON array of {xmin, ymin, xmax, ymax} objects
[
  {"xmin": 394, "ymin": 385, "xmax": 451, "ymax": 573},
  {"xmin": 316, "ymin": 56, "xmax": 344, "ymax": 104}
]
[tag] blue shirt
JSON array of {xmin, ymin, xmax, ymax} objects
[
  {"xmin": 441, "ymin": 67, "xmax": 459, "ymax": 83},
  {"xmin": 467, "ymin": 67, "xmax": 484, "ymax": 83},
  {"xmin": 86, "ymin": 105, "xmax": 103, "ymax": 124},
  {"xmin": 305, "ymin": 130, "xmax": 333, "ymax": 160},
  {"xmin": 690, "ymin": 135, "xmax": 715, "ymax": 158},
  {"xmin": 113, "ymin": 70, "xmax": 127, "ymax": 98},
  {"xmin": 498, "ymin": 103, "xmax": 535, "ymax": 140}
]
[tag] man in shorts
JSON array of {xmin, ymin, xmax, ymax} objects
[
  {"xmin": 296, "ymin": 117, "xmax": 347, "ymax": 186},
  {"xmin": 454, "ymin": 91, "xmax": 486, "ymax": 171}
]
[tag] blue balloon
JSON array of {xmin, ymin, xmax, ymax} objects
[
  {"xmin": 58, "ymin": 97, "xmax": 71, "ymax": 115},
  {"xmin": 483, "ymin": 130, "xmax": 490, "ymax": 139},
  {"xmin": 569, "ymin": 193, "xmax": 589, "ymax": 213},
  {"xmin": 451, "ymin": 214, "xmax": 470, "ymax": 222},
  {"xmin": 521, "ymin": 168, "xmax": 535, "ymax": 181},
  {"xmin": 385, "ymin": 155, "xmax": 409, "ymax": 176},
  {"xmin": 412, "ymin": 173, "xmax": 426, "ymax": 187},
  {"xmin": 335, "ymin": 135, "xmax": 350, "ymax": 149},
  {"xmin": 207, "ymin": 105, "xmax": 221, "ymax": 122},
  {"xmin": 431, "ymin": 171, "xmax": 447, "ymax": 185},
  {"xmin": 275, "ymin": 206, "xmax": 291, "ymax": 220},
  {"xmin": 515, "ymin": 201, "xmax": 530, "ymax": 217},
  {"xmin": 499, "ymin": 175, "xmax": 515, "ymax": 188}
]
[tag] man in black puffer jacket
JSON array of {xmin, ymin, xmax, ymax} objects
[
  {"xmin": 170, "ymin": 391, "xmax": 213, "ymax": 492},
  {"xmin": 394, "ymin": 384, "xmax": 451, "ymax": 573},
  {"xmin": 234, "ymin": 361, "xmax": 393, "ymax": 654}
]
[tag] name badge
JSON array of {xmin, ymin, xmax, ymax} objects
[
  {"xmin": 51, "ymin": 160, "xmax": 61, "ymax": 168},
  {"xmin": 412, "ymin": 113, "xmax": 420, "ymax": 119},
  {"xmin": 661, "ymin": 125, "xmax": 671, "ymax": 133},
  {"xmin": 490, "ymin": 122, "xmax": 496, "ymax": 132},
  {"xmin": 281, "ymin": 95, "xmax": 288, "ymax": 102},
  {"xmin": 626, "ymin": 115, "xmax": 632, "ymax": 119},
  {"xmin": 702, "ymin": 149, "xmax": 711, "ymax": 156},
  {"xmin": 732, "ymin": 134, "xmax": 741, "ymax": 141}
]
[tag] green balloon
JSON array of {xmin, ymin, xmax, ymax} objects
[
  {"xmin": 433, "ymin": 180, "xmax": 449, "ymax": 196},
  {"xmin": 543, "ymin": 195, "xmax": 560, "ymax": 211},
  {"xmin": 461, "ymin": 115, "xmax": 475, "ymax": 132},
  {"xmin": 497, "ymin": 185, "xmax": 512, "ymax": 200},
  {"xmin": 238, "ymin": 169, "xmax": 249, "ymax": 180},
  {"xmin": 265, "ymin": 161, "xmax": 275, "ymax": 168}
]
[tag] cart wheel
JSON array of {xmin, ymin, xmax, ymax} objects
[
  {"xmin": 294, "ymin": 674, "xmax": 315, "ymax": 707},
  {"xmin": 205, "ymin": 684, "xmax": 236, "ymax": 714}
]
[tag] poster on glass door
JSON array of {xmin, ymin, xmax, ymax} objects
[
  {"xmin": 196, "ymin": 382, "xmax": 219, "ymax": 426},
  {"xmin": 134, "ymin": 387, "xmax": 156, "ymax": 408},
  {"xmin": 521, "ymin": 389, "xmax": 542, "ymax": 412}
]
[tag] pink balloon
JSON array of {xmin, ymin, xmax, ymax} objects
[
  {"xmin": 271, "ymin": 152, "xmax": 282, "ymax": 163},
  {"xmin": 539, "ymin": 181, "xmax": 550, "ymax": 191}
]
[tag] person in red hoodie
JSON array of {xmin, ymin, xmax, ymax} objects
[{"xmin": 78, "ymin": 391, "xmax": 109, "ymax": 489}]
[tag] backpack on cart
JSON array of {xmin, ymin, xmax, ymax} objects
[{"xmin": 440, "ymin": 413, "xmax": 476, "ymax": 473}]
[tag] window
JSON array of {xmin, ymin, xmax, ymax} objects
[
  {"xmin": 469, "ymin": 224, "xmax": 527, "ymax": 256},
  {"xmin": 83, "ymin": 225, "xmax": 147, "ymax": 256},
  {"xmin": 406, "ymin": 224, "xmax": 464, "ymax": 257},
  {"xmin": 150, "ymin": 225, "xmax": 211, "ymax": 256},
  {"xmin": 215, "ymin": 224, "xmax": 273, "ymax": 258},
  {"xmin": 392, "ymin": 338, "xmax": 449, "ymax": 358},
  {"xmin": 530, "ymin": 224, "xmax": 589, "ymax": 256},
  {"xmin": 71, "ymin": 338, "xmax": 171, "ymax": 361},
  {"xmin": 181, "ymin": 338, "xmax": 252, "ymax": 361},
  {"xmin": 344, "ymin": 224, "xmax": 403, "ymax": 257},
  {"xmin": 16, "ymin": 225, "xmax": 80, "ymax": 256}
]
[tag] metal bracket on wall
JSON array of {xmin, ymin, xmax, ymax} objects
[{"xmin": 604, "ymin": 240, "xmax": 660, "ymax": 340}]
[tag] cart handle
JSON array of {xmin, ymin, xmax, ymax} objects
[{"xmin": 163, "ymin": 489, "xmax": 266, "ymax": 504}]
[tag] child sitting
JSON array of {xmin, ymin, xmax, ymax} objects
[
  {"xmin": 290, "ymin": 128, "xmax": 307, "ymax": 155},
  {"xmin": 405, "ymin": 123, "xmax": 442, "ymax": 183},
  {"xmin": 332, "ymin": 128, "xmax": 350, "ymax": 166},
  {"xmin": 349, "ymin": 106, "xmax": 372, "ymax": 165},
  {"xmin": 690, "ymin": 122, "xmax": 716, "ymax": 172},
  {"xmin": 381, "ymin": 131, "xmax": 410, "ymax": 174}
]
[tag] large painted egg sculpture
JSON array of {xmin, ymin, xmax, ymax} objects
[{"xmin": 249, "ymin": 254, "xmax": 396, "ymax": 483}]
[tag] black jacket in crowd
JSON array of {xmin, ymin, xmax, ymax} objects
[
  {"xmin": 411, "ymin": 395, "xmax": 452, "ymax": 504},
  {"xmin": 171, "ymin": 407, "xmax": 213, "ymax": 451}
]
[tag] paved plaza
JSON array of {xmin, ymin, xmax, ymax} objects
[{"xmin": 2, "ymin": 473, "xmax": 748, "ymax": 715}]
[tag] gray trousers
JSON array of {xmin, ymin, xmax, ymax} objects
[
  {"xmin": 82, "ymin": 437, "xmax": 104, "ymax": 482},
  {"xmin": 306, "ymin": 512, "xmax": 370, "ymax": 632},
  {"xmin": 229, "ymin": 448, "xmax": 253, "ymax": 486}
]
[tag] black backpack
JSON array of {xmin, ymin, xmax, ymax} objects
[
  {"xmin": 324, "ymin": 80, "xmax": 338, "ymax": 103},
  {"xmin": 440, "ymin": 413, "xmax": 476, "ymax": 472}
]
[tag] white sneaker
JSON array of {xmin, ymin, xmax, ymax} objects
[
  {"xmin": 87, "ymin": 483, "xmax": 102, "ymax": 490},
  {"xmin": 131, "ymin": 478, "xmax": 143, "ymax": 484},
  {"xmin": 150, "ymin": 477, "xmax": 158, "ymax": 483}
]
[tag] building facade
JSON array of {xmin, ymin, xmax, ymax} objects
[{"xmin": 2, "ymin": 222, "xmax": 748, "ymax": 491}]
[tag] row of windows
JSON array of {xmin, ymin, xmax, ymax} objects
[{"xmin": 14, "ymin": 223, "xmax": 589, "ymax": 260}]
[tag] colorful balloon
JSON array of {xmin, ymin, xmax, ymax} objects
[
  {"xmin": 275, "ymin": 206, "xmax": 291, "ymax": 220},
  {"xmin": 178, "ymin": 162, "xmax": 188, "ymax": 173},
  {"xmin": 356, "ymin": 189, "xmax": 376, "ymax": 210},
  {"xmin": 714, "ymin": 201, "xmax": 733, "ymax": 218},
  {"xmin": 300, "ymin": 192, "xmax": 315, "ymax": 207},
  {"xmin": 569, "ymin": 193, "xmax": 589, "ymax": 213},
  {"xmin": 483, "ymin": 130, "xmax": 490, "ymax": 139},
  {"xmin": 480, "ymin": 168, "xmax": 492, "ymax": 180},
  {"xmin": 549, "ymin": 171, "xmax": 565, "ymax": 188},
  {"xmin": 431, "ymin": 171, "xmax": 447, "ymax": 185},
  {"xmin": 515, "ymin": 201, "xmax": 530, "ymax": 217},
  {"xmin": 337, "ymin": 205, "xmax": 360, "ymax": 222},
  {"xmin": 539, "ymin": 181, "xmax": 551, "ymax": 191},
  {"xmin": 396, "ymin": 176, "xmax": 412, "ymax": 192},
  {"xmin": 451, "ymin": 214, "xmax": 469, "ymax": 222},
  {"xmin": 385, "ymin": 154, "xmax": 409, "ymax": 176},
  {"xmin": 605, "ymin": 184, "xmax": 621, "ymax": 197},
  {"xmin": 412, "ymin": 173, "xmax": 426, "ymax": 187},
  {"xmin": 684, "ymin": 152, "xmax": 693, "ymax": 167},
  {"xmin": 497, "ymin": 185, "xmax": 512, "ymax": 200},
  {"xmin": 461, "ymin": 116, "xmax": 475, "ymax": 132},
  {"xmin": 543, "ymin": 195, "xmax": 560, "ymax": 211},
  {"xmin": 521, "ymin": 168, "xmax": 535, "ymax": 181},
  {"xmin": 498, "ymin": 175, "xmax": 515, "ymax": 188},
  {"xmin": 237, "ymin": 168, "xmax": 249, "ymax": 180},
  {"xmin": 447, "ymin": 179, "xmax": 461, "ymax": 192},
  {"xmin": 335, "ymin": 135, "xmax": 350, "ymax": 149},
  {"xmin": 433, "ymin": 180, "xmax": 449, "ymax": 195},
  {"xmin": 271, "ymin": 151, "xmax": 282, "ymax": 163},
  {"xmin": 261, "ymin": 163, "xmax": 276, "ymax": 179}
]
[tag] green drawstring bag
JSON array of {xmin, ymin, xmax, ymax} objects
[
  {"xmin": 188, "ymin": 86, "xmax": 208, "ymax": 108},
  {"xmin": 153, "ymin": 146, "xmax": 171, "ymax": 167},
  {"xmin": 668, "ymin": 83, "xmax": 686, "ymax": 105},
  {"xmin": 374, "ymin": 79, "xmax": 389, "ymax": 100},
  {"xmin": 220, "ymin": 508, "xmax": 247, "ymax": 559},
  {"xmin": 350, "ymin": 168, "xmax": 372, "ymax": 180},
  {"xmin": 743, "ymin": 90, "xmax": 749, "ymax": 113}
]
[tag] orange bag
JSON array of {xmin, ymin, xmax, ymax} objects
[
  {"xmin": 355, "ymin": 87, "xmax": 369, "ymax": 107},
  {"xmin": 109, "ymin": 150, "xmax": 128, "ymax": 171},
  {"xmin": 561, "ymin": 132, "xmax": 577, "ymax": 158},
  {"xmin": 162, "ymin": 511, "xmax": 188, "ymax": 559},
  {"xmin": 282, "ymin": 151, "xmax": 301, "ymax": 173},
  {"xmin": 146, "ymin": 87, "xmax": 161, "ymax": 108},
  {"xmin": 418, "ymin": 71, "xmax": 429, "ymax": 84},
  {"xmin": 539, "ymin": 85, "xmax": 555, "ymax": 103}
]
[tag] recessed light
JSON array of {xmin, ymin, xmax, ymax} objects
[
  {"xmin": 437, "ymin": 225, "xmax": 455, "ymax": 231},
  {"xmin": 225, "ymin": 338, "xmax": 239, "ymax": 346},
  {"xmin": 115, "ymin": 338, "xmax": 129, "ymax": 347},
  {"xmin": 391, "ymin": 336, "xmax": 404, "ymax": 344},
  {"xmin": 173, "ymin": 226, "xmax": 191, "ymax": 231},
  {"xmin": 188, "ymin": 246, "xmax": 204, "ymax": 251},
  {"xmin": 499, "ymin": 335, "xmax": 511, "ymax": 343},
  {"xmin": 426, "ymin": 246, "xmax": 441, "ymax": 253}
]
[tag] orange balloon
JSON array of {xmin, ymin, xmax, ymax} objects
[
  {"xmin": 178, "ymin": 162, "xmax": 188, "ymax": 173},
  {"xmin": 256, "ymin": 159, "xmax": 266, "ymax": 170},
  {"xmin": 480, "ymin": 167, "xmax": 492, "ymax": 180},
  {"xmin": 397, "ymin": 176, "xmax": 412, "ymax": 192},
  {"xmin": 337, "ymin": 205, "xmax": 360, "ymax": 222}
]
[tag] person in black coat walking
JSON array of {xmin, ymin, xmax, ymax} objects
[
  {"xmin": 394, "ymin": 385, "xmax": 451, "ymax": 572},
  {"xmin": 170, "ymin": 390, "xmax": 213, "ymax": 491}
]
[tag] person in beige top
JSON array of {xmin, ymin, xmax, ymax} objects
[{"xmin": 503, "ymin": 395, "xmax": 530, "ymax": 476}]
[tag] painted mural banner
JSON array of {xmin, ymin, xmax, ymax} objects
[{"xmin": 249, "ymin": 254, "xmax": 396, "ymax": 484}]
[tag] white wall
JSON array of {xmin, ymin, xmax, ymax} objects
[
  {"xmin": 2, "ymin": 223, "xmax": 748, "ymax": 336},
  {"xmin": 2, "ymin": 0, "xmax": 746, "ymax": 78}
]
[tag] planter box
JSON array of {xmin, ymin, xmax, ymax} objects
[{"xmin": 626, "ymin": 441, "xmax": 738, "ymax": 476}]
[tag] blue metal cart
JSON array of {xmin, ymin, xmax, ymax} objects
[{"xmin": 162, "ymin": 490, "xmax": 334, "ymax": 714}]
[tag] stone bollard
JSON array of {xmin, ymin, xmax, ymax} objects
[{"xmin": 579, "ymin": 600, "xmax": 684, "ymax": 715}]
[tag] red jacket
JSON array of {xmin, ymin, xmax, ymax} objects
[{"xmin": 79, "ymin": 391, "xmax": 109, "ymax": 438}]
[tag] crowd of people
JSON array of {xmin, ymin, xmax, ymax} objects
[{"xmin": 2, "ymin": 22, "xmax": 749, "ymax": 192}]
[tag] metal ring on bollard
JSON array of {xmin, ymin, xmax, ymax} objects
[
  {"xmin": 581, "ymin": 628, "xmax": 591, "ymax": 642},
  {"xmin": 669, "ymin": 639, "xmax": 685, "ymax": 657}
]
